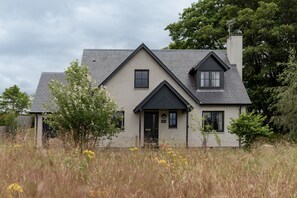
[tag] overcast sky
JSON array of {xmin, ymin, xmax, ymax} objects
[{"xmin": 0, "ymin": 0, "xmax": 195, "ymax": 95}]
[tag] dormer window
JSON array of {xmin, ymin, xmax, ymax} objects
[
  {"xmin": 189, "ymin": 51, "xmax": 230, "ymax": 90},
  {"xmin": 201, "ymin": 71, "xmax": 221, "ymax": 88}
]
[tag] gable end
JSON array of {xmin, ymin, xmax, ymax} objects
[{"xmin": 101, "ymin": 43, "xmax": 201, "ymax": 104}]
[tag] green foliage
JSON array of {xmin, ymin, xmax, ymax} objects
[
  {"xmin": 46, "ymin": 60, "xmax": 120, "ymax": 151},
  {"xmin": 228, "ymin": 112, "xmax": 272, "ymax": 148},
  {"xmin": 166, "ymin": 0, "xmax": 297, "ymax": 130},
  {"xmin": 0, "ymin": 85, "xmax": 30, "ymax": 114},
  {"xmin": 4, "ymin": 111, "xmax": 17, "ymax": 136},
  {"xmin": 272, "ymin": 54, "xmax": 297, "ymax": 139}
]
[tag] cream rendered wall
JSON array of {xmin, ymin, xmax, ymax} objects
[
  {"xmin": 158, "ymin": 110, "xmax": 187, "ymax": 147},
  {"xmin": 188, "ymin": 105, "xmax": 242, "ymax": 147},
  {"xmin": 102, "ymin": 48, "xmax": 242, "ymax": 147},
  {"xmin": 103, "ymin": 48, "xmax": 197, "ymax": 147}
]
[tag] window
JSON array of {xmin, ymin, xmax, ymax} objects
[
  {"xmin": 115, "ymin": 111, "xmax": 125, "ymax": 130},
  {"xmin": 135, "ymin": 70, "xmax": 149, "ymax": 88},
  {"xmin": 169, "ymin": 111, "xmax": 177, "ymax": 128},
  {"xmin": 200, "ymin": 71, "xmax": 221, "ymax": 88},
  {"xmin": 202, "ymin": 111, "xmax": 224, "ymax": 132}
]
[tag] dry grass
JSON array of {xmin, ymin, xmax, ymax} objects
[{"xmin": 1, "ymin": 131, "xmax": 297, "ymax": 197}]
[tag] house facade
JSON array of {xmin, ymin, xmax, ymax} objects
[{"xmin": 31, "ymin": 35, "xmax": 251, "ymax": 148}]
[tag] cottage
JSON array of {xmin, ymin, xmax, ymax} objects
[{"xmin": 31, "ymin": 35, "xmax": 251, "ymax": 147}]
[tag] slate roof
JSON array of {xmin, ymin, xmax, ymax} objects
[
  {"xmin": 31, "ymin": 72, "xmax": 66, "ymax": 113},
  {"xmin": 31, "ymin": 46, "xmax": 251, "ymax": 113}
]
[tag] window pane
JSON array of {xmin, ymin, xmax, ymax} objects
[
  {"xmin": 201, "ymin": 72, "xmax": 209, "ymax": 87},
  {"xmin": 217, "ymin": 112, "xmax": 223, "ymax": 131},
  {"xmin": 202, "ymin": 112, "xmax": 212, "ymax": 127},
  {"xmin": 115, "ymin": 111, "xmax": 125, "ymax": 130},
  {"xmin": 141, "ymin": 71, "xmax": 148, "ymax": 79},
  {"xmin": 169, "ymin": 112, "xmax": 177, "ymax": 128},
  {"xmin": 135, "ymin": 70, "xmax": 149, "ymax": 88},
  {"xmin": 204, "ymin": 79, "xmax": 209, "ymax": 87},
  {"xmin": 211, "ymin": 72, "xmax": 220, "ymax": 87},
  {"xmin": 202, "ymin": 111, "xmax": 224, "ymax": 132},
  {"xmin": 135, "ymin": 71, "xmax": 142, "ymax": 79},
  {"xmin": 141, "ymin": 79, "xmax": 148, "ymax": 87},
  {"xmin": 135, "ymin": 79, "xmax": 142, "ymax": 87}
]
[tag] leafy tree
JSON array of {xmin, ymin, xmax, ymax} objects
[
  {"xmin": 46, "ymin": 60, "xmax": 120, "ymax": 151},
  {"xmin": 165, "ymin": 0, "xmax": 297, "ymax": 130},
  {"xmin": 272, "ymin": 54, "xmax": 297, "ymax": 139},
  {"xmin": 0, "ymin": 85, "xmax": 30, "ymax": 135},
  {"xmin": 4, "ymin": 111, "xmax": 17, "ymax": 139},
  {"xmin": 228, "ymin": 112, "xmax": 272, "ymax": 148},
  {"xmin": 0, "ymin": 85, "xmax": 30, "ymax": 113}
]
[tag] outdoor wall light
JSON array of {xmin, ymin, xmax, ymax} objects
[{"xmin": 161, "ymin": 113, "xmax": 167, "ymax": 119}]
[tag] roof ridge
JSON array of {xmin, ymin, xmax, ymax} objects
[
  {"xmin": 83, "ymin": 49, "xmax": 134, "ymax": 51},
  {"xmin": 42, "ymin": 72, "xmax": 64, "ymax": 74},
  {"xmin": 152, "ymin": 49, "xmax": 226, "ymax": 52},
  {"xmin": 83, "ymin": 49, "xmax": 227, "ymax": 52}
]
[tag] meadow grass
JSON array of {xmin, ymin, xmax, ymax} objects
[{"xmin": 1, "ymin": 131, "xmax": 297, "ymax": 197}]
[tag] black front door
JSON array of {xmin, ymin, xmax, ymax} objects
[{"xmin": 144, "ymin": 112, "xmax": 159, "ymax": 145}]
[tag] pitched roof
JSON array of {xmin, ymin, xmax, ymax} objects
[
  {"xmin": 30, "ymin": 72, "xmax": 65, "ymax": 113},
  {"xmin": 82, "ymin": 47, "xmax": 251, "ymax": 105},
  {"xmin": 189, "ymin": 51, "xmax": 230, "ymax": 74},
  {"xmin": 31, "ymin": 45, "xmax": 251, "ymax": 113},
  {"xmin": 100, "ymin": 44, "xmax": 199, "ymax": 104},
  {"xmin": 134, "ymin": 81, "xmax": 193, "ymax": 112}
]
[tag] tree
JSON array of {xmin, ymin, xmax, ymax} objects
[
  {"xmin": 0, "ymin": 85, "xmax": 30, "ymax": 137},
  {"xmin": 165, "ymin": 0, "xmax": 297, "ymax": 131},
  {"xmin": 46, "ymin": 60, "xmax": 120, "ymax": 151},
  {"xmin": 272, "ymin": 53, "xmax": 297, "ymax": 139},
  {"xmin": 228, "ymin": 112, "xmax": 272, "ymax": 148},
  {"xmin": 0, "ymin": 85, "xmax": 30, "ymax": 114}
]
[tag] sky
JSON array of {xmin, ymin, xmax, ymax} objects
[{"xmin": 0, "ymin": 0, "xmax": 196, "ymax": 95}]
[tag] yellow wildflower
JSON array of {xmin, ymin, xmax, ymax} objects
[
  {"xmin": 13, "ymin": 144, "xmax": 21, "ymax": 149},
  {"xmin": 158, "ymin": 159, "xmax": 170, "ymax": 167},
  {"xmin": 7, "ymin": 183, "xmax": 24, "ymax": 193},
  {"xmin": 83, "ymin": 149, "xmax": 95, "ymax": 160},
  {"xmin": 129, "ymin": 147, "xmax": 138, "ymax": 151}
]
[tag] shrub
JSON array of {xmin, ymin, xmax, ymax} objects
[{"xmin": 228, "ymin": 112, "xmax": 273, "ymax": 148}]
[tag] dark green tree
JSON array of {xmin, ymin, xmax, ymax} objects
[
  {"xmin": 0, "ymin": 85, "xmax": 30, "ymax": 135},
  {"xmin": 272, "ymin": 53, "xmax": 297, "ymax": 139},
  {"xmin": 166, "ymin": 0, "xmax": 297, "ymax": 130},
  {"xmin": 0, "ymin": 85, "xmax": 30, "ymax": 113}
]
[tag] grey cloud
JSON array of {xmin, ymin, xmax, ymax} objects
[{"xmin": 0, "ymin": 0, "xmax": 195, "ymax": 94}]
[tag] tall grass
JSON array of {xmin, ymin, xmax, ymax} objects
[{"xmin": 1, "ymin": 130, "xmax": 297, "ymax": 197}]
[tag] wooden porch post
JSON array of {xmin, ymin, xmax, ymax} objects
[
  {"xmin": 186, "ymin": 111, "xmax": 189, "ymax": 148},
  {"xmin": 139, "ymin": 110, "xmax": 142, "ymax": 147},
  {"xmin": 36, "ymin": 115, "xmax": 43, "ymax": 148}
]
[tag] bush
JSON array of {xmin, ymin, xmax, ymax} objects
[{"xmin": 228, "ymin": 112, "xmax": 273, "ymax": 148}]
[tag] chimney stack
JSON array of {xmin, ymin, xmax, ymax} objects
[{"xmin": 226, "ymin": 35, "xmax": 243, "ymax": 79}]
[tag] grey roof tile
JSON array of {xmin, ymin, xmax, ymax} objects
[
  {"xmin": 31, "ymin": 48, "xmax": 251, "ymax": 113},
  {"xmin": 30, "ymin": 72, "xmax": 65, "ymax": 113}
]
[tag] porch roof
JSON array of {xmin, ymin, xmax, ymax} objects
[{"xmin": 133, "ymin": 81, "xmax": 193, "ymax": 112}]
